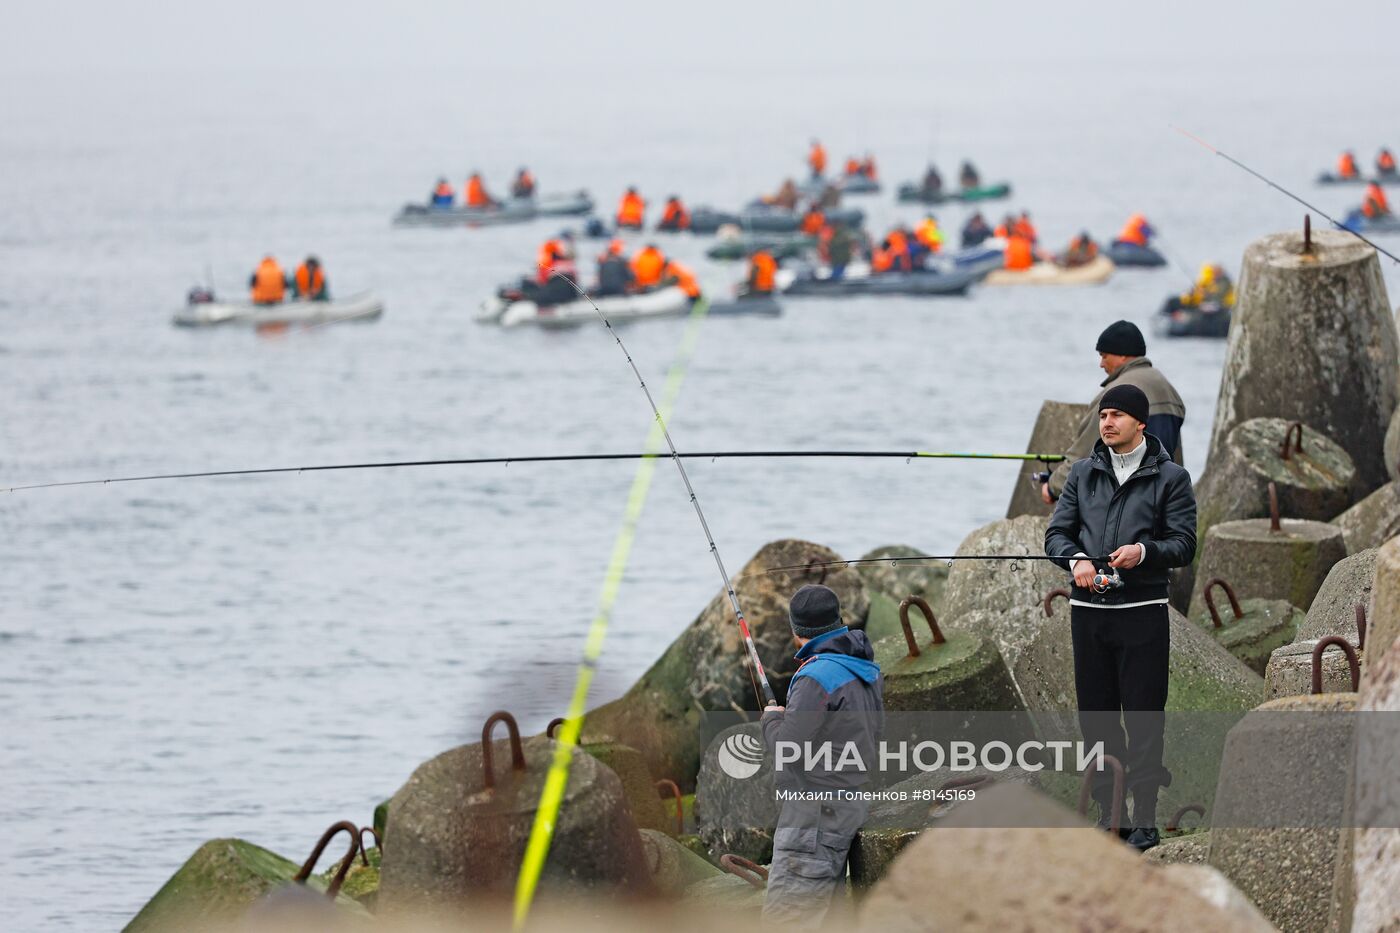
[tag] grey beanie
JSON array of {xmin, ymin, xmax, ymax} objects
[{"xmin": 789, "ymin": 584, "xmax": 844, "ymax": 639}]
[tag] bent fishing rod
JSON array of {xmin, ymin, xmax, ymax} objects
[
  {"xmin": 5, "ymin": 449, "xmax": 1064, "ymax": 494},
  {"xmin": 1173, "ymin": 126, "xmax": 1400, "ymax": 266}
]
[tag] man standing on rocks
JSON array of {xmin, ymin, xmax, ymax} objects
[
  {"xmin": 1042, "ymin": 320, "xmax": 1186, "ymax": 504},
  {"xmin": 761, "ymin": 584, "xmax": 883, "ymax": 923},
  {"xmin": 1045, "ymin": 384, "xmax": 1198, "ymax": 851}
]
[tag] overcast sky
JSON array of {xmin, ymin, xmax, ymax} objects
[{"xmin": 5, "ymin": 0, "xmax": 1399, "ymax": 74}]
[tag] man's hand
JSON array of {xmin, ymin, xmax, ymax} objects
[
  {"xmin": 1072, "ymin": 561, "xmax": 1096, "ymax": 589},
  {"xmin": 1108, "ymin": 544, "xmax": 1144, "ymax": 569},
  {"xmin": 764, "ymin": 704, "xmax": 785, "ymax": 713},
  {"xmin": 1040, "ymin": 482, "xmax": 1052, "ymax": 505}
]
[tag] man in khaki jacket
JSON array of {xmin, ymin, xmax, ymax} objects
[{"xmin": 1043, "ymin": 320, "xmax": 1186, "ymax": 503}]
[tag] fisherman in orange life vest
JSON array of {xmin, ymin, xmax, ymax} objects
[
  {"xmin": 1378, "ymin": 148, "xmax": 1398, "ymax": 177},
  {"xmin": 249, "ymin": 256, "xmax": 287, "ymax": 304},
  {"xmin": 536, "ymin": 231, "xmax": 576, "ymax": 285},
  {"xmin": 293, "ymin": 256, "xmax": 329, "ymax": 301},
  {"xmin": 1113, "ymin": 213, "xmax": 1155, "ymax": 247},
  {"xmin": 630, "ymin": 244, "xmax": 666, "ymax": 290},
  {"xmin": 466, "ymin": 172, "xmax": 497, "ymax": 208},
  {"xmin": 617, "ymin": 187, "xmax": 647, "ymax": 229},
  {"xmin": 747, "ymin": 250, "xmax": 777, "ymax": 295},
  {"xmin": 1362, "ymin": 182, "xmax": 1392, "ymax": 218},
  {"xmin": 657, "ymin": 195, "xmax": 690, "ymax": 232},
  {"xmin": 800, "ymin": 205, "xmax": 826, "ymax": 236},
  {"xmin": 661, "ymin": 257, "xmax": 701, "ymax": 302},
  {"xmin": 1337, "ymin": 150, "xmax": 1360, "ymax": 179},
  {"xmin": 808, "ymin": 139, "xmax": 827, "ymax": 179},
  {"xmin": 431, "ymin": 177, "xmax": 454, "ymax": 207}
]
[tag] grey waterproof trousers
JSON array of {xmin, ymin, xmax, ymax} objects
[{"xmin": 762, "ymin": 795, "xmax": 869, "ymax": 925}]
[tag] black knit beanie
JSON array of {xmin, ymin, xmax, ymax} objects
[
  {"xmin": 1095, "ymin": 320, "xmax": 1146, "ymax": 357},
  {"xmin": 1099, "ymin": 384, "xmax": 1151, "ymax": 426},
  {"xmin": 789, "ymin": 584, "xmax": 844, "ymax": 639}
]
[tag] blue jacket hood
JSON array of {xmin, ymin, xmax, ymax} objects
[{"xmin": 792, "ymin": 628, "xmax": 881, "ymax": 689}]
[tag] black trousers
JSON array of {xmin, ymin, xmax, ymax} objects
[{"xmin": 1071, "ymin": 603, "xmax": 1171, "ymax": 821}]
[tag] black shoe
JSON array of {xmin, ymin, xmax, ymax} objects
[{"xmin": 1126, "ymin": 827, "xmax": 1160, "ymax": 851}]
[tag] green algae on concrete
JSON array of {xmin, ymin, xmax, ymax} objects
[
  {"xmin": 1188, "ymin": 517, "xmax": 1346, "ymax": 614},
  {"xmin": 1192, "ymin": 596, "xmax": 1301, "ymax": 676},
  {"xmin": 582, "ymin": 741, "xmax": 670, "ymax": 834},
  {"xmin": 874, "ymin": 628, "xmax": 1023, "ymax": 713},
  {"xmin": 660, "ymin": 792, "xmax": 695, "ymax": 836},
  {"xmin": 123, "ymin": 838, "xmax": 364, "ymax": 933}
]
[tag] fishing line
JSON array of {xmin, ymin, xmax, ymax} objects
[
  {"xmin": 1172, "ymin": 126, "xmax": 1400, "ymax": 265},
  {"xmin": 755, "ymin": 553, "xmax": 1112, "ymax": 578},
  {"xmin": 5, "ymin": 450, "xmax": 1063, "ymax": 494}
]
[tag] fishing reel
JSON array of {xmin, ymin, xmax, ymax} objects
[
  {"xmin": 1028, "ymin": 470, "xmax": 1052, "ymax": 488},
  {"xmin": 1091, "ymin": 569, "xmax": 1124, "ymax": 594}
]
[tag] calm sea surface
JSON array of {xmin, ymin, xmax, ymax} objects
[{"xmin": 3, "ymin": 55, "xmax": 1398, "ymax": 928}]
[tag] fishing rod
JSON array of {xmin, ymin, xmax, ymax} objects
[
  {"xmin": 758, "ymin": 553, "xmax": 1124, "ymax": 595},
  {"xmin": 556, "ymin": 274, "xmax": 779, "ymax": 708},
  {"xmin": 5, "ymin": 450, "xmax": 1064, "ymax": 494},
  {"xmin": 1172, "ymin": 126, "xmax": 1400, "ymax": 266}
]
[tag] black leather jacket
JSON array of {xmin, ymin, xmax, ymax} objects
[{"xmin": 1045, "ymin": 435, "xmax": 1197, "ymax": 605}]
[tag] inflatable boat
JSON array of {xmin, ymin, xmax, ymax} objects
[
  {"xmin": 1339, "ymin": 209, "xmax": 1400, "ymax": 234},
  {"xmin": 173, "ymin": 292, "xmax": 385, "ymax": 327},
  {"xmin": 984, "ymin": 255, "xmax": 1115, "ymax": 286},
  {"xmin": 1105, "ymin": 241, "xmax": 1167, "ymax": 267},
  {"xmin": 895, "ymin": 182, "xmax": 1012, "ymax": 205},
  {"xmin": 1158, "ymin": 296, "xmax": 1231, "ymax": 338},
  {"xmin": 706, "ymin": 234, "xmax": 816, "ymax": 261}
]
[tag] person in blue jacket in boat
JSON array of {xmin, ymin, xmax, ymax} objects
[{"xmin": 430, "ymin": 178, "xmax": 454, "ymax": 208}]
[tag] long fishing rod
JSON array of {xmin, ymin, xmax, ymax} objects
[
  {"xmin": 557, "ymin": 274, "xmax": 779, "ymax": 708},
  {"xmin": 1172, "ymin": 126, "xmax": 1400, "ymax": 265},
  {"xmin": 5, "ymin": 449, "xmax": 1063, "ymax": 494},
  {"xmin": 759, "ymin": 553, "xmax": 1111, "ymax": 577}
]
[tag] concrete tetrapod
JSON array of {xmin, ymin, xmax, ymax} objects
[
  {"xmin": 636, "ymin": 829, "xmax": 722, "ymax": 897},
  {"xmin": 1206, "ymin": 689, "xmax": 1359, "ymax": 933},
  {"xmin": 855, "ymin": 545, "xmax": 947, "ymax": 614},
  {"xmin": 1296, "ymin": 547, "xmax": 1378, "ymax": 643},
  {"xmin": 1205, "ymin": 228, "xmax": 1398, "ymax": 494},
  {"xmin": 1366, "ymin": 535, "xmax": 1400, "ymax": 671},
  {"xmin": 1265, "ymin": 624, "xmax": 1366, "ymax": 699},
  {"xmin": 582, "ymin": 539, "xmax": 869, "ymax": 790},
  {"xmin": 1005, "ymin": 399, "xmax": 1089, "ymax": 519},
  {"xmin": 1188, "ymin": 485, "xmax": 1346, "ymax": 614},
  {"xmin": 377, "ymin": 712, "xmax": 651, "ymax": 912},
  {"xmin": 1191, "ymin": 577, "xmax": 1302, "ymax": 675},
  {"xmin": 872, "ymin": 596, "xmax": 1023, "ymax": 713},
  {"xmin": 1385, "ymin": 404, "xmax": 1400, "ymax": 482},
  {"xmin": 857, "ymin": 782, "xmax": 1274, "ymax": 933},
  {"xmin": 1195, "ymin": 418, "xmax": 1357, "ymax": 542},
  {"xmin": 1334, "ymin": 481, "xmax": 1400, "ymax": 555},
  {"xmin": 1349, "ymin": 628, "xmax": 1400, "ymax": 933},
  {"xmin": 693, "ymin": 722, "xmax": 778, "ymax": 865}
]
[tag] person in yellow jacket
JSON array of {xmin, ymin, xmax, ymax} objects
[
  {"xmin": 1179, "ymin": 264, "xmax": 1235, "ymax": 309},
  {"xmin": 914, "ymin": 216, "xmax": 943, "ymax": 253},
  {"xmin": 249, "ymin": 256, "xmax": 287, "ymax": 304}
]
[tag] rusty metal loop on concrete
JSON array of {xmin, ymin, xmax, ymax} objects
[
  {"xmin": 655, "ymin": 779, "xmax": 685, "ymax": 836},
  {"xmin": 1203, "ymin": 578, "xmax": 1244, "ymax": 628},
  {"xmin": 545, "ymin": 717, "xmax": 565, "ymax": 739},
  {"xmin": 358, "ymin": 826, "xmax": 382, "ymax": 866},
  {"xmin": 1268, "ymin": 481, "xmax": 1281, "ymax": 533},
  {"xmin": 1076, "ymin": 754, "xmax": 1126, "ymax": 837},
  {"xmin": 293, "ymin": 820, "xmax": 360, "ymax": 898},
  {"xmin": 803, "ymin": 557, "xmax": 829, "ymax": 584},
  {"xmin": 482, "ymin": 710, "xmax": 526, "ymax": 791},
  {"xmin": 1312, "ymin": 636, "xmax": 1361, "ymax": 694},
  {"xmin": 1165, "ymin": 804, "xmax": 1206, "ymax": 833},
  {"xmin": 1356, "ymin": 603, "xmax": 1368, "ymax": 652},
  {"xmin": 719, "ymin": 853, "xmax": 769, "ymax": 888},
  {"xmin": 1043, "ymin": 587, "xmax": 1070, "ymax": 618},
  {"xmin": 898, "ymin": 595, "xmax": 945, "ymax": 658},
  {"xmin": 1280, "ymin": 422, "xmax": 1305, "ymax": 460}
]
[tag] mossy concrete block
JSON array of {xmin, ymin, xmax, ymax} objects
[
  {"xmin": 1006, "ymin": 399, "xmax": 1089, "ymax": 519},
  {"xmin": 1351, "ymin": 629, "xmax": 1400, "ymax": 933},
  {"xmin": 1335, "ymin": 482, "xmax": 1400, "ymax": 555},
  {"xmin": 1206, "ymin": 229, "xmax": 1398, "ymax": 494},
  {"xmin": 1196, "ymin": 417, "xmax": 1356, "ymax": 545},
  {"xmin": 1264, "ymin": 638, "xmax": 1363, "ymax": 700},
  {"xmin": 863, "ymin": 592, "xmax": 905, "ymax": 644},
  {"xmin": 1366, "ymin": 536, "xmax": 1400, "ymax": 672},
  {"xmin": 583, "ymin": 742, "xmax": 670, "ymax": 835},
  {"xmin": 1297, "ymin": 547, "xmax": 1377, "ymax": 643},
  {"xmin": 858, "ymin": 783, "xmax": 1270, "ymax": 932},
  {"xmin": 372, "ymin": 799, "xmax": 389, "ymax": 842},
  {"xmin": 122, "ymin": 838, "xmax": 362, "ymax": 933},
  {"xmin": 681, "ymin": 872, "xmax": 767, "ymax": 910},
  {"xmin": 874, "ymin": 629, "xmax": 1023, "ymax": 713},
  {"xmin": 660, "ymin": 793, "xmax": 696, "ymax": 836},
  {"xmin": 1152, "ymin": 863, "xmax": 1278, "ymax": 931},
  {"xmin": 693, "ymin": 723, "xmax": 777, "ymax": 865},
  {"xmin": 1384, "ymin": 404, "xmax": 1400, "ymax": 482},
  {"xmin": 637, "ymin": 829, "xmax": 722, "ymax": 896},
  {"xmin": 378, "ymin": 734, "xmax": 649, "ymax": 910},
  {"xmin": 1144, "ymin": 830, "xmax": 1211, "ymax": 865},
  {"xmin": 1207, "ymin": 693, "xmax": 1358, "ymax": 933},
  {"xmin": 1189, "ymin": 517, "xmax": 1346, "ymax": 614},
  {"xmin": 583, "ymin": 539, "xmax": 868, "ymax": 789},
  {"xmin": 1192, "ymin": 597, "xmax": 1302, "ymax": 676},
  {"xmin": 320, "ymin": 844, "xmax": 380, "ymax": 909},
  {"xmin": 849, "ymin": 828, "xmax": 920, "ymax": 888},
  {"xmin": 855, "ymin": 545, "xmax": 947, "ymax": 613}
]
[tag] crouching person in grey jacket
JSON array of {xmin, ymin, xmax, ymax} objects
[{"xmin": 760, "ymin": 584, "xmax": 884, "ymax": 925}]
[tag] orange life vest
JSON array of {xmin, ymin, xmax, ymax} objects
[
  {"xmin": 1013, "ymin": 217, "xmax": 1037, "ymax": 242},
  {"xmin": 617, "ymin": 192, "xmax": 646, "ymax": 227},
  {"xmin": 466, "ymin": 176, "xmax": 491, "ymax": 207},
  {"xmin": 537, "ymin": 239, "xmax": 570, "ymax": 282},
  {"xmin": 1363, "ymin": 184, "xmax": 1391, "ymax": 218},
  {"xmin": 1339, "ymin": 152, "xmax": 1359, "ymax": 178},
  {"xmin": 659, "ymin": 200, "xmax": 689, "ymax": 229},
  {"xmin": 251, "ymin": 258, "xmax": 285, "ymax": 303},
  {"xmin": 844, "ymin": 157, "xmax": 860, "ymax": 176},
  {"xmin": 884, "ymin": 230, "xmax": 911, "ymax": 271},
  {"xmin": 800, "ymin": 209, "xmax": 825, "ymax": 235},
  {"xmin": 294, "ymin": 263, "xmax": 325, "ymax": 299},
  {"xmin": 1380, "ymin": 150, "xmax": 1397, "ymax": 173},
  {"xmin": 860, "ymin": 157, "xmax": 877, "ymax": 179},
  {"xmin": 631, "ymin": 247, "xmax": 665, "ymax": 288},
  {"xmin": 870, "ymin": 247, "xmax": 893, "ymax": 274},
  {"xmin": 993, "ymin": 223, "xmax": 1009, "ymax": 238},
  {"xmin": 664, "ymin": 260, "xmax": 701, "ymax": 299},
  {"xmin": 1004, "ymin": 236, "xmax": 1034, "ymax": 270},
  {"xmin": 434, "ymin": 181, "xmax": 454, "ymax": 200},
  {"xmin": 749, "ymin": 252, "xmax": 777, "ymax": 293},
  {"xmin": 1116, "ymin": 214, "xmax": 1148, "ymax": 246},
  {"xmin": 809, "ymin": 143, "xmax": 827, "ymax": 175}
]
